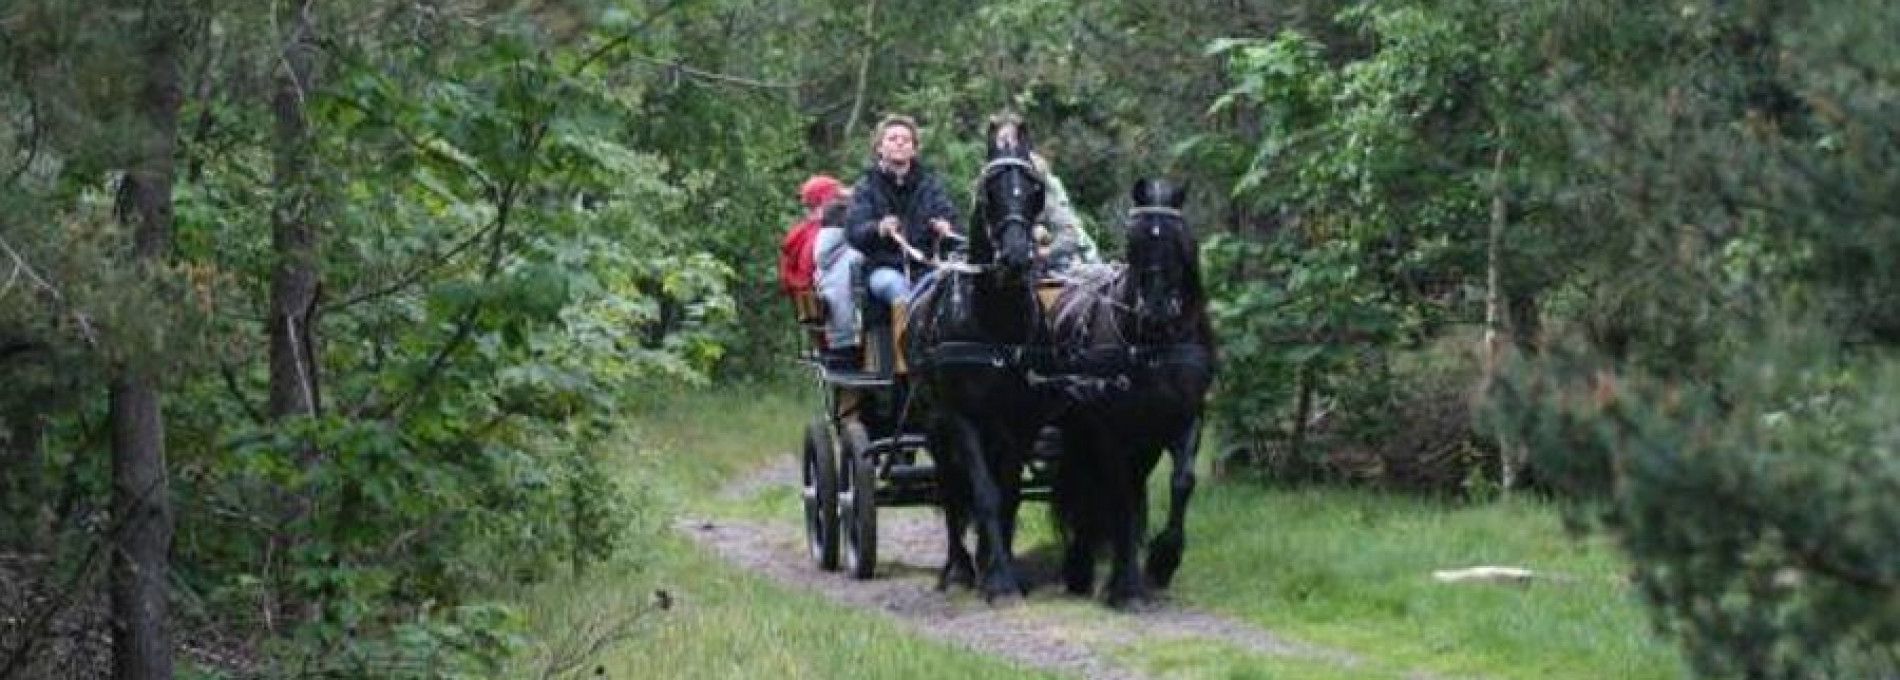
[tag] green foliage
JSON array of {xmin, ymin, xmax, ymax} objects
[
  {"xmin": 1203, "ymin": 4, "xmax": 1530, "ymax": 485},
  {"xmin": 5, "ymin": 1, "xmax": 744, "ymax": 673},
  {"xmin": 1477, "ymin": 0, "xmax": 1900, "ymax": 675},
  {"xmin": 1497, "ymin": 328, "xmax": 1900, "ymax": 677}
]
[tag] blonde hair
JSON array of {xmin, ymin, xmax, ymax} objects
[{"xmin": 870, "ymin": 114, "xmax": 921, "ymax": 154}]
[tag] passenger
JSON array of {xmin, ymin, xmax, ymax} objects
[
  {"xmin": 812, "ymin": 186, "xmax": 862, "ymax": 370},
  {"xmin": 845, "ymin": 115, "xmax": 960, "ymax": 310},
  {"xmin": 1030, "ymin": 151, "xmax": 1102, "ymax": 274},
  {"xmin": 780, "ymin": 174, "xmax": 843, "ymax": 299}
]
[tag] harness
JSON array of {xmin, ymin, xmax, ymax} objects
[
  {"xmin": 907, "ymin": 172, "xmax": 1214, "ymax": 407},
  {"xmin": 913, "ymin": 340, "xmax": 1213, "ymax": 388}
]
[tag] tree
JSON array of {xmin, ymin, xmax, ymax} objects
[{"xmin": 109, "ymin": 0, "xmax": 184, "ymax": 675}]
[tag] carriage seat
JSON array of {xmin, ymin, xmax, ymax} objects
[{"xmin": 787, "ymin": 288, "xmax": 829, "ymax": 362}]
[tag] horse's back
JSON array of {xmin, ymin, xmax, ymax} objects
[{"xmin": 1049, "ymin": 263, "xmax": 1123, "ymax": 344}]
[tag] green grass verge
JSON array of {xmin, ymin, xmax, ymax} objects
[
  {"xmin": 1164, "ymin": 474, "xmax": 1688, "ymax": 679},
  {"xmin": 1116, "ymin": 638, "xmax": 1399, "ymax": 680},
  {"xmin": 503, "ymin": 380, "xmax": 1047, "ymax": 679},
  {"xmin": 506, "ymin": 381, "xmax": 1686, "ymax": 679}
]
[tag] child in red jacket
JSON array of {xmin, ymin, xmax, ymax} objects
[{"xmin": 779, "ymin": 175, "xmax": 843, "ymax": 296}]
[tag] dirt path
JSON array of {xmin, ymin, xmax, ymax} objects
[{"xmin": 678, "ymin": 458, "xmax": 1393, "ymax": 680}]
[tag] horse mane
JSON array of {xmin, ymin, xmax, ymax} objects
[{"xmin": 1050, "ymin": 263, "xmax": 1127, "ymax": 348}]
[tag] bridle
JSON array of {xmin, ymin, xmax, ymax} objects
[
  {"xmin": 970, "ymin": 156, "xmax": 1045, "ymax": 268},
  {"xmin": 1127, "ymin": 206, "xmax": 1190, "ymax": 337}
]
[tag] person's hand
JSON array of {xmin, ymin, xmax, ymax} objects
[
  {"xmin": 930, "ymin": 218, "xmax": 956, "ymax": 237},
  {"xmin": 878, "ymin": 216, "xmax": 901, "ymax": 238}
]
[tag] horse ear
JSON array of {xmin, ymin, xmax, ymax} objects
[
  {"xmin": 1167, "ymin": 180, "xmax": 1189, "ymax": 209},
  {"xmin": 1131, "ymin": 178, "xmax": 1154, "ymax": 206}
]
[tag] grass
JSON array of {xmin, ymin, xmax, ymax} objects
[
  {"xmin": 1116, "ymin": 638, "xmax": 1400, "ymax": 680},
  {"xmin": 505, "ymin": 380, "xmax": 1688, "ymax": 679},
  {"xmin": 503, "ymin": 380, "xmax": 1049, "ymax": 679},
  {"xmin": 1161, "ymin": 473, "xmax": 1689, "ymax": 679}
]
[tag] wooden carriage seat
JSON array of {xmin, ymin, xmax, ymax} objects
[
  {"xmin": 1036, "ymin": 278, "xmax": 1063, "ymax": 314},
  {"xmin": 789, "ymin": 289, "xmax": 827, "ymax": 352}
]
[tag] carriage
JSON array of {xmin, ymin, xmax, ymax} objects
[
  {"xmin": 786, "ymin": 278, "xmax": 1065, "ymax": 580},
  {"xmin": 782, "ymin": 115, "xmax": 1210, "ymax": 607}
]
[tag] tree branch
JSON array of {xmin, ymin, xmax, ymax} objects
[
  {"xmin": 571, "ymin": 0, "xmax": 694, "ymax": 75},
  {"xmin": 320, "ymin": 219, "xmax": 496, "ymax": 313},
  {"xmin": 0, "ymin": 235, "xmax": 99, "ymax": 348},
  {"xmin": 842, "ymin": 0, "xmax": 880, "ymax": 144},
  {"xmin": 621, "ymin": 53, "xmax": 802, "ymax": 90},
  {"xmin": 3, "ymin": 87, "xmax": 41, "ymax": 188}
]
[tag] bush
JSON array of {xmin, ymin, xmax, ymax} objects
[{"xmin": 1494, "ymin": 327, "xmax": 1900, "ymax": 678}]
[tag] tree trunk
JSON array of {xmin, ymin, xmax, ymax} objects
[
  {"xmin": 267, "ymin": 0, "xmax": 323, "ymax": 628},
  {"xmin": 1481, "ymin": 130, "xmax": 1527, "ymax": 494},
  {"xmin": 269, "ymin": 0, "xmax": 320, "ymax": 424},
  {"xmin": 1286, "ymin": 363, "xmax": 1316, "ymax": 480},
  {"xmin": 111, "ymin": 1, "xmax": 182, "ymax": 677}
]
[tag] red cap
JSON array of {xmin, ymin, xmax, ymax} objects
[{"xmin": 800, "ymin": 175, "xmax": 843, "ymax": 208}]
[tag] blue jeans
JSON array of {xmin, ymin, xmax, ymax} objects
[{"xmin": 867, "ymin": 266, "xmax": 911, "ymax": 308}]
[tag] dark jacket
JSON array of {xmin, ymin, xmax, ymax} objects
[{"xmin": 845, "ymin": 162, "xmax": 960, "ymax": 273}]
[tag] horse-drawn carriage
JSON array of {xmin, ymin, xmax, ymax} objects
[
  {"xmin": 785, "ymin": 116, "xmax": 1214, "ymax": 608},
  {"xmin": 787, "ymin": 262, "xmax": 1064, "ymax": 580}
]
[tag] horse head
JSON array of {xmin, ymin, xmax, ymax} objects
[
  {"xmin": 973, "ymin": 114, "xmax": 1045, "ymax": 283},
  {"xmin": 1126, "ymin": 178, "xmax": 1200, "ymax": 334}
]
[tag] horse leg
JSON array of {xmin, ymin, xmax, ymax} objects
[
  {"xmin": 997, "ymin": 428, "xmax": 1029, "ymax": 595},
  {"xmin": 1105, "ymin": 446, "xmax": 1152, "ymax": 610},
  {"xmin": 951, "ymin": 417, "xmax": 1021, "ymax": 601},
  {"xmin": 940, "ymin": 508, "xmax": 976, "ymax": 591},
  {"xmin": 935, "ymin": 425, "xmax": 976, "ymax": 591},
  {"xmin": 1146, "ymin": 418, "xmax": 1202, "ymax": 589},
  {"xmin": 1055, "ymin": 424, "xmax": 1098, "ymax": 596}
]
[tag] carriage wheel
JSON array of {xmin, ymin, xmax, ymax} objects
[
  {"xmin": 840, "ymin": 421, "xmax": 879, "ymax": 580},
  {"xmin": 801, "ymin": 417, "xmax": 840, "ymax": 571}
]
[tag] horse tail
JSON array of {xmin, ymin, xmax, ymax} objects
[{"xmin": 1050, "ymin": 423, "xmax": 1107, "ymax": 559}]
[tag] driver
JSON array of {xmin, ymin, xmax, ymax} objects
[{"xmin": 845, "ymin": 114, "xmax": 961, "ymax": 309}]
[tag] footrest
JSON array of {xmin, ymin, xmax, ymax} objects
[{"xmin": 824, "ymin": 370, "xmax": 894, "ymax": 388}]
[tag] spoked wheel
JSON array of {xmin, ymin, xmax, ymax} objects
[
  {"xmin": 839, "ymin": 420, "xmax": 879, "ymax": 580},
  {"xmin": 801, "ymin": 417, "xmax": 840, "ymax": 571}
]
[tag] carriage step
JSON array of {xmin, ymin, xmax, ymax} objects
[
  {"xmin": 866, "ymin": 434, "xmax": 931, "ymax": 458},
  {"xmin": 824, "ymin": 370, "xmax": 894, "ymax": 388},
  {"xmin": 886, "ymin": 463, "xmax": 935, "ymax": 484}
]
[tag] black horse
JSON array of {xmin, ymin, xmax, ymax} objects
[
  {"xmin": 1049, "ymin": 178, "xmax": 1216, "ymax": 608},
  {"xmin": 904, "ymin": 115, "xmax": 1048, "ymax": 600}
]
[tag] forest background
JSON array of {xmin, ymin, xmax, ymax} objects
[{"xmin": 2, "ymin": 0, "xmax": 1896, "ymax": 677}]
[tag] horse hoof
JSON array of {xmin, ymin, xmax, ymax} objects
[
  {"xmin": 1106, "ymin": 589, "xmax": 1158, "ymax": 613},
  {"xmin": 1063, "ymin": 563, "xmax": 1094, "ymax": 596},
  {"xmin": 981, "ymin": 575, "xmax": 1025, "ymax": 604},
  {"xmin": 985, "ymin": 589, "xmax": 1027, "ymax": 608},
  {"xmin": 1145, "ymin": 541, "xmax": 1183, "ymax": 589},
  {"xmin": 937, "ymin": 561, "xmax": 977, "ymax": 592}
]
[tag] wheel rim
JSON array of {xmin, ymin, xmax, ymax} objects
[
  {"xmin": 801, "ymin": 419, "xmax": 839, "ymax": 571},
  {"xmin": 842, "ymin": 453, "xmax": 863, "ymax": 572},
  {"xmin": 841, "ymin": 422, "xmax": 877, "ymax": 579},
  {"xmin": 803, "ymin": 448, "xmax": 822, "ymax": 560}
]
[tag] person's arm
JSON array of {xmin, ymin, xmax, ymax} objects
[
  {"xmin": 845, "ymin": 183, "xmax": 882, "ymax": 253},
  {"xmin": 921, "ymin": 173, "xmax": 961, "ymax": 246},
  {"xmin": 1041, "ymin": 175, "xmax": 1096, "ymax": 265}
]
